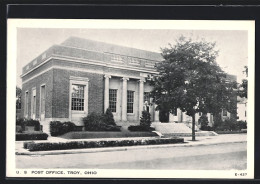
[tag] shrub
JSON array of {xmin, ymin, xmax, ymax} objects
[
  {"xmin": 198, "ymin": 114, "xmax": 209, "ymax": 131},
  {"xmin": 83, "ymin": 112, "xmax": 104, "ymax": 131},
  {"xmin": 50, "ymin": 121, "xmax": 76, "ymax": 136},
  {"xmin": 24, "ymin": 137, "xmax": 184, "ymax": 151},
  {"xmin": 16, "ymin": 132, "xmax": 48, "ymax": 141},
  {"xmin": 16, "ymin": 118, "xmax": 41, "ymax": 131},
  {"xmin": 103, "ymin": 108, "xmax": 116, "ymax": 126},
  {"xmin": 140, "ymin": 111, "xmax": 152, "ymax": 127},
  {"xmin": 83, "ymin": 112, "xmax": 120, "ymax": 131},
  {"xmin": 213, "ymin": 117, "xmax": 245, "ymax": 131},
  {"xmin": 128, "ymin": 125, "xmax": 155, "ymax": 132},
  {"xmin": 237, "ymin": 120, "xmax": 247, "ymax": 130}
]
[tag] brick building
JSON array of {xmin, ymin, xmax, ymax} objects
[{"xmin": 21, "ymin": 36, "xmax": 230, "ymax": 132}]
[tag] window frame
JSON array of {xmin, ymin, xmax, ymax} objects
[
  {"xmin": 109, "ymin": 89, "xmax": 117, "ymax": 113},
  {"xmin": 39, "ymin": 84, "xmax": 46, "ymax": 120},
  {"xmin": 24, "ymin": 90, "xmax": 29, "ymax": 118},
  {"xmin": 31, "ymin": 87, "xmax": 36, "ymax": 119},
  {"xmin": 69, "ymin": 76, "xmax": 89, "ymax": 120},
  {"xmin": 71, "ymin": 84, "xmax": 85, "ymax": 111},
  {"xmin": 127, "ymin": 90, "xmax": 134, "ymax": 114}
]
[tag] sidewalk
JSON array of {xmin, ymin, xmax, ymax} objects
[{"xmin": 16, "ymin": 134, "xmax": 247, "ymax": 156}]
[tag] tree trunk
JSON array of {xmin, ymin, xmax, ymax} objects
[{"xmin": 192, "ymin": 114, "xmax": 196, "ymax": 141}]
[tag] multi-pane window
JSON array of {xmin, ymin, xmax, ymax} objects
[
  {"xmin": 41, "ymin": 85, "xmax": 45, "ymax": 113},
  {"xmin": 144, "ymin": 92, "xmax": 150, "ymax": 103},
  {"xmin": 223, "ymin": 109, "xmax": 227, "ymax": 116},
  {"xmin": 25, "ymin": 91, "xmax": 29, "ymax": 116},
  {"xmin": 32, "ymin": 96, "xmax": 36, "ymax": 114},
  {"xmin": 127, "ymin": 90, "xmax": 134, "ymax": 113},
  {"xmin": 32, "ymin": 88, "xmax": 36, "ymax": 116},
  {"xmin": 71, "ymin": 84, "xmax": 85, "ymax": 111},
  {"xmin": 109, "ymin": 89, "xmax": 117, "ymax": 112}
]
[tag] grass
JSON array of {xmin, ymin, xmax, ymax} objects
[{"xmin": 59, "ymin": 131, "xmax": 158, "ymax": 139}]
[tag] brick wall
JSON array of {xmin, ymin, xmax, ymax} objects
[
  {"xmin": 21, "ymin": 69, "xmax": 53, "ymax": 119},
  {"xmin": 52, "ymin": 68, "xmax": 104, "ymax": 118}
]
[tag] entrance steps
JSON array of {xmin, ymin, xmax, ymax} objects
[
  {"xmin": 151, "ymin": 122, "xmax": 192, "ymax": 134},
  {"xmin": 151, "ymin": 122, "xmax": 218, "ymax": 137}
]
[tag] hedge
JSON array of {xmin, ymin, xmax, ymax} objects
[
  {"xmin": 128, "ymin": 125, "xmax": 155, "ymax": 132},
  {"xmin": 16, "ymin": 118, "xmax": 41, "ymax": 131},
  {"xmin": 50, "ymin": 121, "xmax": 76, "ymax": 136},
  {"xmin": 24, "ymin": 137, "xmax": 184, "ymax": 151},
  {"xmin": 16, "ymin": 132, "xmax": 48, "ymax": 141}
]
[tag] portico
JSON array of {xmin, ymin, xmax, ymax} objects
[{"xmin": 103, "ymin": 74, "xmax": 157, "ymax": 123}]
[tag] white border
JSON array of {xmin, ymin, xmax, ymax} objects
[{"xmin": 7, "ymin": 19, "xmax": 255, "ymax": 179}]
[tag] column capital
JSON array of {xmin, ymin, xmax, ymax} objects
[
  {"xmin": 122, "ymin": 77, "xmax": 129, "ymax": 81},
  {"xmin": 104, "ymin": 74, "xmax": 111, "ymax": 79},
  {"xmin": 139, "ymin": 77, "xmax": 146, "ymax": 83}
]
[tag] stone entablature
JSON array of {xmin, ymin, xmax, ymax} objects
[{"xmin": 22, "ymin": 38, "xmax": 162, "ymax": 77}]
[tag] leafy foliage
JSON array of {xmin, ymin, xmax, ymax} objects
[
  {"xmin": 16, "ymin": 132, "xmax": 48, "ymax": 141},
  {"xmin": 16, "ymin": 118, "xmax": 41, "ymax": 131},
  {"xmin": 213, "ymin": 118, "xmax": 246, "ymax": 131},
  {"xmin": 128, "ymin": 125, "xmax": 155, "ymax": 132},
  {"xmin": 16, "ymin": 86, "xmax": 22, "ymax": 109},
  {"xmin": 50, "ymin": 121, "xmax": 76, "ymax": 136},
  {"xmin": 149, "ymin": 36, "xmax": 237, "ymax": 140},
  {"xmin": 198, "ymin": 114, "xmax": 209, "ymax": 130},
  {"xmin": 24, "ymin": 137, "xmax": 184, "ymax": 151},
  {"xmin": 140, "ymin": 111, "xmax": 152, "ymax": 127},
  {"xmin": 83, "ymin": 112, "xmax": 120, "ymax": 131},
  {"xmin": 238, "ymin": 66, "xmax": 248, "ymax": 98},
  {"xmin": 103, "ymin": 108, "xmax": 116, "ymax": 126}
]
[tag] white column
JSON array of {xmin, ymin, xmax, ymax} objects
[
  {"xmin": 104, "ymin": 75, "xmax": 111, "ymax": 112},
  {"xmin": 177, "ymin": 108, "xmax": 182, "ymax": 122},
  {"xmin": 121, "ymin": 77, "xmax": 129, "ymax": 121},
  {"xmin": 169, "ymin": 113, "xmax": 175, "ymax": 122},
  {"xmin": 139, "ymin": 78, "xmax": 145, "ymax": 118},
  {"xmin": 154, "ymin": 105, "xmax": 160, "ymax": 122}
]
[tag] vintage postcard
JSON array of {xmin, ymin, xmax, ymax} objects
[{"xmin": 7, "ymin": 19, "xmax": 254, "ymax": 178}]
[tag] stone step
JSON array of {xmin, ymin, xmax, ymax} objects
[{"xmin": 151, "ymin": 122, "xmax": 192, "ymax": 134}]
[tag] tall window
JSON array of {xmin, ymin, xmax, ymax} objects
[
  {"xmin": 25, "ymin": 91, "xmax": 29, "ymax": 116},
  {"xmin": 144, "ymin": 92, "xmax": 150, "ymax": 103},
  {"xmin": 31, "ymin": 88, "xmax": 36, "ymax": 118},
  {"xmin": 109, "ymin": 89, "xmax": 117, "ymax": 112},
  {"xmin": 127, "ymin": 90, "xmax": 134, "ymax": 113},
  {"xmin": 71, "ymin": 84, "xmax": 85, "ymax": 111},
  {"xmin": 40, "ymin": 85, "xmax": 45, "ymax": 114}
]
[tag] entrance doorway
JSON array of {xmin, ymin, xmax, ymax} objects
[{"xmin": 159, "ymin": 110, "xmax": 169, "ymax": 123}]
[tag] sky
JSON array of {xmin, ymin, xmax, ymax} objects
[{"xmin": 16, "ymin": 28, "xmax": 248, "ymax": 87}]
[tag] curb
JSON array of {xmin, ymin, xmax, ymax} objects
[{"xmin": 16, "ymin": 140, "xmax": 246, "ymax": 156}]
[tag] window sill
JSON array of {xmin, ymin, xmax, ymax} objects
[{"xmin": 71, "ymin": 111, "xmax": 86, "ymax": 114}]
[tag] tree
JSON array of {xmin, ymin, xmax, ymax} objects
[
  {"xmin": 149, "ymin": 36, "xmax": 236, "ymax": 141},
  {"xmin": 238, "ymin": 66, "xmax": 248, "ymax": 98},
  {"xmin": 16, "ymin": 86, "xmax": 22, "ymax": 109}
]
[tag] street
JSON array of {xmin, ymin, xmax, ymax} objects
[{"xmin": 16, "ymin": 141, "xmax": 246, "ymax": 170}]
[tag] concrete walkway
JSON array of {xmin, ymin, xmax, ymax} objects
[{"xmin": 16, "ymin": 134, "xmax": 246, "ymax": 155}]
